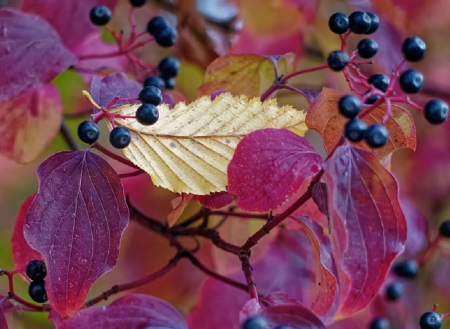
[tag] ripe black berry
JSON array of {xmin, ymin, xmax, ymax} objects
[
  {"xmin": 364, "ymin": 124, "xmax": 389, "ymax": 148},
  {"xmin": 439, "ymin": 220, "xmax": 450, "ymax": 237},
  {"xmin": 369, "ymin": 317, "xmax": 390, "ymax": 329},
  {"xmin": 368, "ymin": 74, "xmax": 390, "ymax": 92},
  {"xmin": 136, "ymin": 104, "xmax": 159, "ymax": 126},
  {"xmin": 402, "ymin": 36, "xmax": 426, "ymax": 62},
  {"xmin": 274, "ymin": 326, "xmax": 291, "ymax": 329},
  {"xmin": 344, "ymin": 119, "xmax": 367, "ymax": 142},
  {"xmin": 365, "ymin": 12, "xmax": 380, "ymax": 34},
  {"xmin": 242, "ymin": 316, "xmax": 268, "ymax": 329},
  {"xmin": 26, "ymin": 260, "xmax": 47, "ymax": 281},
  {"xmin": 338, "ymin": 95, "xmax": 361, "ymax": 119},
  {"xmin": 109, "ymin": 126, "xmax": 132, "ymax": 149},
  {"xmin": 348, "ymin": 11, "xmax": 372, "ymax": 34},
  {"xmin": 419, "ymin": 312, "xmax": 442, "ymax": 329},
  {"xmin": 399, "ymin": 69, "xmax": 424, "ymax": 94},
  {"xmin": 144, "ymin": 76, "xmax": 166, "ymax": 91},
  {"xmin": 138, "ymin": 86, "xmax": 162, "ymax": 106},
  {"xmin": 357, "ymin": 38, "xmax": 378, "ymax": 58},
  {"xmin": 392, "ymin": 259, "xmax": 419, "ymax": 279},
  {"xmin": 28, "ymin": 280, "xmax": 48, "ymax": 303},
  {"xmin": 89, "ymin": 5, "xmax": 112, "ymax": 26},
  {"xmin": 158, "ymin": 57, "xmax": 180, "ymax": 78},
  {"xmin": 147, "ymin": 16, "xmax": 168, "ymax": 36},
  {"xmin": 385, "ymin": 282, "xmax": 402, "ymax": 301},
  {"xmin": 364, "ymin": 95, "xmax": 380, "ymax": 104},
  {"xmin": 77, "ymin": 121, "xmax": 100, "ymax": 144},
  {"xmin": 327, "ymin": 50, "xmax": 350, "ymax": 71},
  {"xmin": 129, "ymin": 0, "xmax": 146, "ymax": 7},
  {"xmin": 328, "ymin": 12, "xmax": 349, "ymax": 34},
  {"xmin": 163, "ymin": 76, "xmax": 176, "ymax": 90},
  {"xmin": 155, "ymin": 26, "xmax": 178, "ymax": 47},
  {"xmin": 424, "ymin": 99, "xmax": 449, "ymax": 125}
]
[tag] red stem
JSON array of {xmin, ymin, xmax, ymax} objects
[
  {"xmin": 92, "ymin": 144, "xmax": 140, "ymax": 169},
  {"xmin": 280, "ymin": 64, "xmax": 329, "ymax": 83},
  {"xmin": 418, "ymin": 235, "xmax": 442, "ymax": 266},
  {"xmin": 119, "ymin": 170, "xmax": 146, "ymax": 178},
  {"xmin": 0, "ymin": 270, "xmax": 45, "ymax": 311}
]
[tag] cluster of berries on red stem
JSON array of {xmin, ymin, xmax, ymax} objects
[{"xmin": 26, "ymin": 260, "xmax": 48, "ymax": 303}]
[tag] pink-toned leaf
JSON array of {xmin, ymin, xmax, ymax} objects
[
  {"xmin": 0, "ymin": 9, "xmax": 77, "ymax": 101},
  {"xmin": 58, "ymin": 294, "xmax": 187, "ymax": 329},
  {"xmin": 228, "ymin": 128, "xmax": 322, "ymax": 211},
  {"xmin": 20, "ymin": 0, "xmax": 119, "ymax": 51},
  {"xmin": 239, "ymin": 298, "xmax": 262, "ymax": 321},
  {"xmin": 168, "ymin": 194, "xmax": 193, "ymax": 227},
  {"xmin": 197, "ymin": 191, "xmax": 234, "ymax": 209},
  {"xmin": 322, "ymin": 142, "xmax": 407, "ymax": 316},
  {"xmin": 11, "ymin": 194, "xmax": 44, "ymax": 273},
  {"xmin": 400, "ymin": 198, "xmax": 428, "ymax": 258},
  {"xmin": 0, "ymin": 84, "xmax": 63, "ymax": 163},
  {"xmin": 0, "ymin": 297, "xmax": 8, "ymax": 329},
  {"xmin": 312, "ymin": 182, "xmax": 329, "ymax": 217},
  {"xmin": 24, "ymin": 150, "xmax": 129, "ymax": 318}
]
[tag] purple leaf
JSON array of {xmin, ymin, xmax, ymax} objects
[
  {"xmin": 24, "ymin": 150, "xmax": 129, "ymax": 317},
  {"xmin": 20, "ymin": 0, "xmax": 119, "ymax": 51},
  {"xmin": 0, "ymin": 297, "xmax": 8, "ymax": 329},
  {"xmin": 312, "ymin": 182, "xmax": 328, "ymax": 217},
  {"xmin": 90, "ymin": 73, "xmax": 142, "ymax": 108},
  {"xmin": 0, "ymin": 9, "xmax": 77, "ymax": 101},
  {"xmin": 58, "ymin": 294, "xmax": 187, "ymax": 329}
]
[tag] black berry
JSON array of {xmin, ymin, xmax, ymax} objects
[
  {"xmin": 129, "ymin": 0, "xmax": 146, "ymax": 7},
  {"xmin": 357, "ymin": 38, "xmax": 378, "ymax": 59},
  {"xmin": 138, "ymin": 86, "xmax": 162, "ymax": 106},
  {"xmin": 327, "ymin": 50, "xmax": 350, "ymax": 71},
  {"xmin": 155, "ymin": 26, "xmax": 178, "ymax": 47},
  {"xmin": 328, "ymin": 12, "xmax": 349, "ymax": 34},
  {"xmin": 109, "ymin": 126, "xmax": 132, "ymax": 149},
  {"xmin": 399, "ymin": 69, "xmax": 424, "ymax": 94},
  {"xmin": 136, "ymin": 104, "xmax": 159, "ymax": 126},
  {"xmin": 424, "ymin": 99, "xmax": 449, "ymax": 125},
  {"xmin": 392, "ymin": 259, "xmax": 419, "ymax": 279},
  {"xmin": 338, "ymin": 95, "xmax": 361, "ymax": 119},
  {"xmin": 402, "ymin": 36, "xmax": 426, "ymax": 62},
  {"xmin": 158, "ymin": 57, "xmax": 180, "ymax": 78},
  {"xmin": 242, "ymin": 316, "xmax": 268, "ymax": 329},
  {"xmin": 163, "ymin": 76, "xmax": 176, "ymax": 90},
  {"xmin": 419, "ymin": 312, "xmax": 442, "ymax": 329},
  {"xmin": 77, "ymin": 121, "xmax": 100, "ymax": 144},
  {"xmin": 274, "ymin": 326, "xmax": 291, "ymax": 329},
  {"xmin": 439, "ymin": 220, "xmax": 450, "ymax": 237},
  {"xmin": 28, "ymin": 280, "xmax": 48, "ymax": 303},
  {"xmin": 89, "ymin": 5, "xmax": 112, "ymax": 26},
  {"xmin": 385, "ymin": 282, "xmax": 402, "ymax": 301},
  {"xmin": 349, "ymin": 11, "xmax": 372, "ymax": 34},
  {"xmin": 365, "ymin": 12, "xmax": 380, "ymax": 34},
  {"xmin": 144, "ymin": 76, "xmax": 166, "ymax": 91},
  {"xmin": 369, "ymin": 317, "xmax": 390, "ymax": 329},
  {"xmin": 344, "ymin": 119, "xmax": 367, "ymax": 142},
  {"xmin": 364, "ymin": 95, "xmax": 380, "ymax": 104},
  {"xmin": 368, "ymin": 74, "xmax": 390, "ymax": 92},
  {"xmin": 364, "ymin": 124, "xmax": 389, "ymax": 148},
  {"xmin": 26, "ymin": 260, "xmax": 47, "ymax": 281},
  {"xmin": 147, "ymin": 16, "xmax": 168, "ymax": 36}
]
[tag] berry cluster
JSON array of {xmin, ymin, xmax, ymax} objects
[
  {"xmin": 144, "ymin": 56, "xmax": 180, "ymax": 91},
  {"xmin": 25, "ymin": 260, "xmax": 48, "ymax": 303},
  {"xmin": 147, "ymin": 15, "xmax": 178, "ymax": 48}
]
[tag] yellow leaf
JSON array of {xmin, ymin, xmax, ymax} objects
[{"xmin": 107, "ymin": 93, "xmax": 307, "ymax": 195}]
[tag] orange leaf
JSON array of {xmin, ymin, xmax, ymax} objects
[{"xmin": 167, "ymin": 194, "xmax": 194, "ymax": 227}]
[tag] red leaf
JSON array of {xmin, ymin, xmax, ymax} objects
[
  {"xmin": 197, "ymin": 191, "xmax": 234, "ymax": 209},
  {"xmin": 20, "ymin": 0, "xmax": 118, "ymax": 51},
  {"xmin": 311, "ymin": 182, "xmax": 328, "ymax": 217},
  {"xmin": 58, "ymin": 294, "xmax": 187, "ymax": 329},
  {"xmin": 0, "ymin": 9, "xmax": 77, "ymax": 101},
  {"xmin": 322, "ymin": 143, "xmax": 407, "ymax": 316},
  {"xmin": 24, "ymin": 150, "xmax": 129, "ymax": 318},
  {"xmin": 11, "ymin": 194, "xmax": 44, "ymax": 273},
  {"xmin": 228, "ymin": 128, "xmax": 322, "ymax": 211},
  {"xmin": 0, "ymin": 84, "xmax": 62, "ymax": 163},
  {"xmin": 167, "ymin": 193, "xmax": 193, "ymax": 227}
]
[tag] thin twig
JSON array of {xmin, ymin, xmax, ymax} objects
[{"xmin": 60, "ymin": 120, "xmax": 79, "ymax": 151}]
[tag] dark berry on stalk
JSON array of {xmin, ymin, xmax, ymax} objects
[
  {"xmin": 26, "ymin": 260, "xmax": 47, "ymax": 281},
  {"xmin": 392, "ymin": 259, "xmax": 419, "ymax": 279},
  {"xmin": 419, "ymin": 312, "xmax": 442, "ymax": 329},
  {"xmin": 344, "ymin": 119, "xmax": 367, "ymax": 142},
  {"xmin": 129, "ymin": 0, "xmax": 146, "ymax": 7},
  {"xmin": 424, "ymin": 99, "xmax": 449, "ymax": 125},
  {"xmin": 77, "ymin": 121, "xmax": 100, "ymax": 144},
  {"xmin": 399, "ymin": 69, "xmax": 424, "ymax": 94},
  {"xmin": 349, "ymin": 11, "xmax": 372, "ymax": 34},
  {"xmin": 109, "ymin": 127, "xmax": 131, "ymax": 149},
  {"xmin": 28, "ymin": 280, "xmax": 48, "ymax": 303},
  {"xmin": 155, "ymin": 26, "xmax": 178, "ymax": 47},
  {"xmin": 364, "ymin": 124, "xmax": 389, "ymax": 148},
  {"xmin": 163, "ymin": 76, "xmax": 176, "ymax": 90},
  {"xmin": 402, "ymin": 36, "xmax": 426, "ymax": 62},
  {"xmin": 138, "ymin": 86, "xmax": 162, "ymax": 105},
  {"xmin": 368, "ymin": 74, "xmax": 390, "ymax": 92},
  {"xmin": 136, "ymin": 104, "xmax": 159, "ymax": 126},
  {"xmin": 327, "ymin": 50, "xmax": 350, "ymax": 71},
  {"xmin": 439, "ymin": 220, "xmax": 450, "ymax": 237},
  {"xmin": 357, "ymin": 38, "xmax": 378, "ymax": 58},
  {"xmin": 385, "ymin": 282, "xmax": 402, "ymax": 301},
  {"xmin": 328, "ymin": 12, "xmax": 349, "ymax": 34},
  {"xmin": 274, "ymin": 326, "xmax": 291, "ymax": 329},
  {"xmin": 365, "ymin": 95, "xmax": 380, "ymax": 104},
  {"xmin": 338, "ymin": 95, "xmax": 361, "ymax": 119},
  {"xmin": 242, "ymin": 316, "xmax": 268, "ymax": 329},
  {"xmin": 365, "ymin": 12, "xmax": 380, "ymax": 34},
  {"xmin": 158, "ymin": 57, "xmax": 180, "ymax": 78},
  {"xmin": 147, "ymin": 16, "xmax": 168, "ymax": 35},
  {"xmin": 143, "ymin": 76, "xmax": 166, "ymax": 90},
  {"xmin": 90, "ymin": 5, "xmax": 112, "ymax": 26},
  {"xmin": 369, "ymin": 317, "xmax": 390, "ymax": 329}
]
